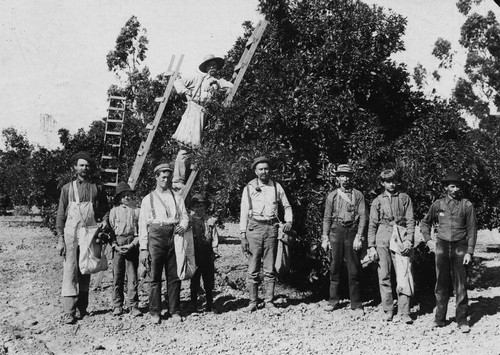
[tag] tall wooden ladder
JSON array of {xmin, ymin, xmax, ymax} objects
[
  {"xmin": 101, "ymin": 95, "xmax": 127, "ymax": 188},
  {"xmin": 127, "ymin": 55, "xmax": 184, "ymax": 189},
  {"xmin": 181, "ymin": 19, "xmax": 269, "ymax": 199}
]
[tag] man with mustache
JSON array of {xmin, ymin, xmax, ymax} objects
[
  {"xmin": 421, "ymin": 171, "xmax": 477, "ymax": 333},
  {"xmin": 172, "ymin": 54, "xmax": 233, "ymax": 191},
  {"xmin": 239, "ymin": 156, "xmax": 293, "ymax": 312},
  {"xmin": 321, "ymin": 164, "xmax": 367, "ymax": 318}
]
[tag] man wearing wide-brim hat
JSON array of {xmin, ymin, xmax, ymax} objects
[
  {"xmin": 321, "ymin": 164, "xmax": 367, "ymax": 317},
  {"xmin": 137, "ymin": 163, "xmax": 189, "ymax": 324},
  {"xmin": 421, "ymin": 171, "xmax": 477, "ymax": 333},
  {"xmin": 239, "ymin": 156, "xmax": 293, "ymax": 312},
  {"xmin": 55, "ymin": 151, "xmax": 110, "ymax": 324},
  {"xmin": 172, "ymin": 54, "xmax": 234, "ymax": 191}
]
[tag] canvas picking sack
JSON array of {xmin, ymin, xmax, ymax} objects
[
  {"xmin": 275, "ymin": 224, "xmax": 296, "ymax": 274},
  {"xmin": 174, "ymin": 227, "xmax": 197, "ymax": 280},
  {"xmin": 79, "ymin": 226, "xmax": 108, "ymax": 275}
]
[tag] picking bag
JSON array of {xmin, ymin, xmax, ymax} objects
[
  {"xmin": 174, "ymin": 228, "xmax": 197, "ymax": 280},
  {"xmin": 78, "ymin": 226, "xmax": 108, "ymax": 275}
]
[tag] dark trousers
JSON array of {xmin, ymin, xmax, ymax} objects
[
  {"xmin": 328, "ymin": 223, "xmax": 362, "ymax": 309},
  {"xmin": 112, "ymin": 236, "xmax": 139, "ymax": 308},
  {"xmin": 148, "ymin": 224, "xmax": 180, "ymax": 316},
  {"xmin": 435, "ymin": 238, "xmax": 469, "ymax": 326},
  {"xmin": 190, "ymin": 244, "xmax": 215, "ymax": 304}
]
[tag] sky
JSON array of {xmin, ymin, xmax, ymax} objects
[{"xmin": 1, "ymin": 0, "xmax": 499, "ymax": 147}]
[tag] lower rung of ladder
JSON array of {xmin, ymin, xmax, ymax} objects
[
  {"xmin": 103, "ymin": 168, "xmax": 119, "ymax": 174},
  {"xmin": 101, "ymin": 155, "xmax": 117, "ymax": 160},
  {"xmin": 103, "ymin": 182, "xmax": 118, "ymax": 187},
  {"xmin": 105, "ymin": 131, "xmax": 122, "ymax": 136},
  {"xmin": 108, "ymin": 106, "xmax": 125, "ymax": 111},
  {"xmin": 106, "ymin": 119, "xmax": 124, "ymax": 123},
  {"xmin": 109, "ymin": 95, "xmax": 126, "ymax": 100},
  {"xmin": 155, "ymin": 97, "xmax": 165, "ymax": 103}
]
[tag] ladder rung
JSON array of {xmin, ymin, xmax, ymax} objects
[
  {"xmin": 109, "ymin": 95, "xmax": 126, "ymax": 100},
  {"xmin": 107, "ymin": 119, "xmax": 124, "ymax": 123},
  {"xmin": 108, "ymin": 144, "xmax": 121, "ymax": 148},
  {"xmin": 103, "ymin": 168, "xmax": 119, "ymax": 174},
  {"xmin": 108, "ymin": 106, "xmax": 125, "ymax": 111},
  {"xmin": 246, "ymin": 35, "xmax": 255, "ymax": 47},
  {"xmin": 105, "ymin": 131, "xmax": 122, "ymax": 136},
  {"xmin": 155, "ymin": 97, "xmax": 165, "ymax": 103},
  {"xmin": 234, "ymin": 62, "xmax": 243, "ymax": 72},
  {"xmin": 101, "ymin": 155, "xmax": 117, "ymax": 160},
  {"xmin": 146, "ymin": 123, "xmax": 154, "ymax": 130},
  {"xmin": 103, "ymin": 182, "xmax": 118, "ymax": 187}
]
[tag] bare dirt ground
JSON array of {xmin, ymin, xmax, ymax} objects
[{"xmin": 1, "ymin": 216, "xmax": 499, "ymax": 354}]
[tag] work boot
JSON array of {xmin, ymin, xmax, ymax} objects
[
  {"xmin": 150, "ymin": 313, "xmax": 161, "ymax": 324},
  {"xmin": 62, "ymin": 313, "xmax": 76, "ymax": 325},
  {"xmin": 113, "ymin": 307, "xmax": 123, "ymax": 316},
  {"xmin": 431, "ymin": 319, "xmax": 445, "ymax": 328},
  {"xmin": 75, "ymin": 308, "xmax": 88, "ymax": 320},
  {"xmin": 130, "ymin": 307, "xmax": 142, "ymax": 317},
  {"xmin": 459, "ymin": 324, "xmax": 471, "ymax": 333},
  {"xmin": 243, "ymin": 283, "xmax": 258, "ymax": 313},
  {"xmin": 171, "ymin": 314, "xmax": 183, "ymax": 323},
  {"xmin": 264, "ymin": 282, "xmax": 276, "ymax": 308},
  {"xmin": 205, "ymin": 290, "xmax": 213, "ymax": 312},
  {"xmin": 352, "ymin": 308, "xmax": 365, "ymax": 319},
  {"xmin": 324, "ymin": 303, "xmax": 339, "ymax": 312},
  {"xmin": 383, "ymin": 311, "xmax": 394, "ymax": 322},
  {"xmin": 399, "ymin": 314, "xmax": 413, "ymax": 324}
]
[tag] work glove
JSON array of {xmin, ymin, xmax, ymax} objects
[
  {"xmin": 321, "ymin": 235, "xmax": 330, "ymax": 252},
  {"xmin": 240, "ymin": 234, "xmax": 250, "ymax": 257},
  {"xmin": 401, "ymin": 240, "xmax": 413, "ymax": 256},
  {"xmin": 174, "ymin": 225, "xmax": 185, "ymax": 235},
  {"xmin": 426, "ymin": 239, "xmax": 436, "ymax": 253},
  {"xmin": 57, "ymin": 236, "xmax": 66, "ymax": 258},
  {"xmin": 282, "ymin": 222, "xmax": 292, "ymax": 233},
  {"xmin": 353, "ymin": 234, "xmax": 363, "ymax": 251},
  {"xmin": 367, "ymin": 247, "xmax": 379, "ymax": 262}
]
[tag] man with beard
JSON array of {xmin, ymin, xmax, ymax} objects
[
  {"xmin": 239, "ymin": 156, "xmax": 293, "ymax": 312},
  {"xmin": 138, "ymin": 163, "xmax": 189, "ymax": 324},
  {"xmin": 421, "ymin": 171, "xmax": 477, "ymax": 333},
  {"xmin": 56, "ymin": 151, "xmax": 110, "ymax": 324},
  {"xmin": 172, "ymin": 54, "xmax": 233, "ymax": 191},
  {"xmin": 321, "ymin": 164, "xmax": 367, "ymax": 317}
]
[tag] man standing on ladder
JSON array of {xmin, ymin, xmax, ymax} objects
[{"xmin": 172, "ymin": 54, "xmax": 233, "ymax": 191}]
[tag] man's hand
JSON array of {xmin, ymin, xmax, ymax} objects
[
  {"xmin": 57, "ymin": 236, "xmax": 66, "ymax": 258},
  {"xmin": 140, "ymin": 250, "xmax": 150, "ymax": 271},
  {"xmin": 240, "ymin": 234, "xmax": 250, "ymax": 257},
  {"xmin": 401, "ymin": 240, "xmax": 413, "ymax": 256},
  {"xmin": 353, "ymin": 234, "xmax": 363, "ymax": 251},
  {"xmin": 321, "ymin": 235, "xmax": 330, "ymax": 252},
  {"xmin": 185, "ymin": 93, "xmax": 193, "ymax": 101},
  {"xmin": 463, "ymin": 253, "xmax": 472, "ymax": 266},
  {"xmin": 282, "ymin": 222, "xmax": 292, "ymax": 233},
  {"xmin": 368, "ymin": 247, "xmax": 379, "ymax": 262},
  {"xmin": 174, "ymin": 225, "xmax": 185, "ymax": 235},
  {"xmin": 98, "ymin": 220, "xmax": 109, "ymax": 231},
  {"xmin": 426, "ymin": 239, "xmax": 436, "ymax": 253}
]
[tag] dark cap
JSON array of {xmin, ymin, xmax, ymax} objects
[
  {"xmin": 251, "ymin": 156, "xmax": 271, "ymax": 170},
  {"xmin": 153, "ymin": 163, "xmax": 174, "ymax": 174},
  {"xmin": 71, "ymin": 151, "xmax": 95, "ymax": 166},
  {"xmin": 115, "ymin": 181, "xmax": 134, "ymax": 197},
  {"xmin": 336, "ymin": 164, "xmax": 354, "ymax": 174},
  {"xmin": 442, "ymin": 171, "xmax": 463, "ymax": 184},
  {"xmin": 190, "ymin": 193, "xmax": 206, "ymax": 206}
]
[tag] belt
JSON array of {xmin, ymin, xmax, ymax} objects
[
  {"xmin": 252, "ymin": 218, "xmax": 279, "ymax": 225},
  {"xmin": 332, "ymin": 220, "xmax": 356, "ymax": 228},
  {"xmin": 150, "ymin": 222, "xmax": 176, "ymax": 227}
]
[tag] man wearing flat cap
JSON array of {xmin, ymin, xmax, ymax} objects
[
  {"xmin": 321, "ymin": 164, "xmax": 367, "ymax": 317},
  {"xmin": 421, "ymin": 171, "xmax": 477, "ymax": 333},
  {"xmin": 172, "ymin": 54, "xmax": 234, "ymax": 191},
  {"xmin": 138, "ymin": 163, "xmax": 189, "ymax": 324},
  {"xmin": 55, "ymin": 151, "xmax": 110, "ymax": 324},
  {"xmin": 239, "ymin": 156, "xmax": 293, "ymax": 312}
]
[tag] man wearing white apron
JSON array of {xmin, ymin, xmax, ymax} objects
[
  {"xmin": 56, "ymin": 152, "xmax": 110, "ymax": 324},
  {"xmin": 172, "ymin": 54, "xmax": 233, "ymax": 191}
]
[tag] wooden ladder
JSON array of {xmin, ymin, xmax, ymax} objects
[
  {"xmin": 181, "ymin": 19, "xmax": 269, "ymax": 199},
  {"xmin": 101, "ymin": 95, "xmax": 127, "ymax": 188},
  {"xmin": 127, "ymin": 55, "xmax": 184, "ymax": 189}
]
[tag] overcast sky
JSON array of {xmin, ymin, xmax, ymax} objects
[{"xmin": 1, "ymin": 0, "xmax": 499, "ymax": 147}]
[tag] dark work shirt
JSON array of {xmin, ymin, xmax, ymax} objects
[
  {"xmin": 322, "ymin": 188, "xmax": 367, "ymax": 236},
  {"xmin": 55, "ymin": 179, "xmax": 110, "ymax": 236},
  {"xmin": 421, "ymin": 196, "xmax": 477, "ymax": 254}
]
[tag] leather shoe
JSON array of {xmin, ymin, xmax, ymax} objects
[
  {"xmin": 459, "ymin": 324, "xmax": 471, "ymax": 333},
  {"xmin": 130, "ymin": 307, "xmax": 142, "ymax": 317},
  {"xmin": 431, "ymin": 319, "xmax": 445, "ymax": 328},
  {"xmin": 62, "ymin": 313, "xmax": 76, "ymax": 324},
  {"xmin": 324, "ymin": 303, "xmax": 339, "ymax": 312},
  {"xmin": 150, "ymin": 314, "xmax": 161, "ymax": 324},
  {"xmin": 399, "ymin": 314, "xmax": 413, "ymax": 324},
  {"xmin": 113, "ymin": 307, "xmax": 123, "ymax": 316},
  {"xmin": 383, "ymin": 311, "xmax": 393, "ymax": 322},
  {"xmin": 171, "ymin": 313, "xmax": 182, "ymax": 323}
]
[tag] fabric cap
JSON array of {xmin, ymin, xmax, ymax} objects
[
  {"xmin": 199, "ymin": 54, "xmax": 224, "ymax": 73},
  {"xmin": 71, "ymin": 151, "xmax": 95, "ymax": 166},
  {"xmin": 190, "ymin": 193, "xmax": 206, "ymax": 205},
  {"xmin": 251, "ymin": 156, "xmax": 271, "ymax": 170},
  {"xmin": 115, "ymin": 181, "xmax": 134, "ymax": 197},
  {"xmin": 442, "ymin": 171, "xmax": 463, "ymax": 184},
  {"xmin": 153, "ymin": 163, "xmax": 174, "ymax": 174},
  {"xmin": 379, "ymin": 169, "xmax": 397, "ymax": 181},
  {"xmin": 336, "ymin": 164, "xmax": 354, "ymax": 174}
]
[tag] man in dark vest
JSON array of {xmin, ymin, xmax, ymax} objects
[
  {"xmin": 421, "ymin": 171, "xmax": 477, "ymax": 333},
  {"xmin": 239, "ymin": 156, "xmax": 293, "ymax": 312}
]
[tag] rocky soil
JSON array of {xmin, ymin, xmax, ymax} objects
[{"xmin": 1, "ymin": 216, "xmax": 499, "ymax": 354}]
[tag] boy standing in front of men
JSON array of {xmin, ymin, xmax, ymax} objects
[
  {"xmin": 367, "ymin": 169, "xmax": 415, "ymax": 324},
  {"xmin": 189, "ymin": 194, "xmax": 219, "ymax": 313},
  {"xmin": 421, "ymin": 171, "xmax": 477, "ymax": 333}
]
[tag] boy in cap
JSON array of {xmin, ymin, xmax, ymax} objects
[
  {"xmin": 189, "ymin": 193, "xmax": 219, "ymax": 312},
  {"xmin": 172, "ymin": 54, "xmax": 234, "ymax": 191},
  {"xmin": 367, "ymin": 169, "xmax": 415, "ymax": 323},
  {"xmin": 56, "ymin": 151, "xmax": 110, "ymax": 324},
  {"xmin": 321, "ymin": 164, "xmax": 367, "ymax": 317},
  {"xmin": 138, "ymin": 163, "xmax": 189, "ymax": 324},
  {"xmin": 240, "ymin": 156, "xmax": 293, "ymax": 312},
  {"xmin": 109, "ymin": 182, "xmax": 141, "ymax": 317},
  {"xmin": 421, "ymin": 171, "xmax": 477, "ymax": 333}
]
